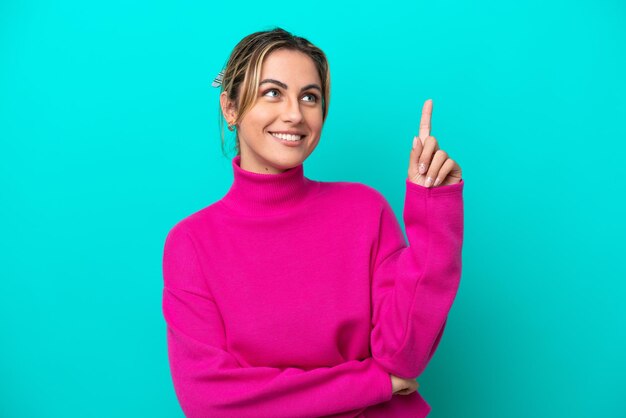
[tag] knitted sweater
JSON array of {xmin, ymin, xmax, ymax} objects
[{"xmin": 162, "ymin": 155, "xmax": 464, "ymax": 418}]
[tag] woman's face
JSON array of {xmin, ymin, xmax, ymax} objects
[{"xmin": 225, "ymin": 48, "xmax": 324, "ymax": 174}]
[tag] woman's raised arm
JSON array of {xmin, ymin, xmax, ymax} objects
[
  {"xmin": 370, "ymin": 98, "xmax": 465, "ymax": 379},
  {"xmin": 369, "ymin": 176, "xmax": 464, "ymax": 379}
]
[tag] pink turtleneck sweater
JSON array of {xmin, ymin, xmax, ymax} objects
[{"xmin": 162, "ymin": 155, "xmax": 464, "ymax": 418}]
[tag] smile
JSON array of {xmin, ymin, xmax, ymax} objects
[{"xmin": 269, "ymin": 132, "xmax": 304, "ymax": 142}]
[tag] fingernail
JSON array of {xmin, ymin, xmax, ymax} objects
[
  {"xmin": 419, "ymin": 163, "xmax": 427, "ymax": 174},
  {"xmin": 412, "ymin": 136, "xmax": 417, "ymax": 150},
  {"xmin": 433, "ymin": 177, "xmax": 442, "ymax": 187},
  {"xmin": 425, "ymin": 176, "xmax": 433, "ymax": 187}
]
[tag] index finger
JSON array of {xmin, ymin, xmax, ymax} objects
[{"xmin": 418, "ymin": 99, "xmax": 433, "ymax": 143}]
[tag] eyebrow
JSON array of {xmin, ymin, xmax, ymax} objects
[{"xmin": 259, "ymin": 78, "xmax": 322, "ymax": 93}]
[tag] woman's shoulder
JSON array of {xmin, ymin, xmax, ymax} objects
[
  {"xmin": 316, "ymin": 179, "xmax": 388, "ymax": 208},
  {"xmin": 163, "ymin": 201, "xmax": 224, "ymax": 240}
]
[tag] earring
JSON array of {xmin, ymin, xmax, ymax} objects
[{"xmin": 227, "ymin": 120, "xmax": 236, "ymax": 131}]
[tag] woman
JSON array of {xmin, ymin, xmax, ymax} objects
[{"xmin": 162, "ymin": 27, "xmax": 464, "ymax": 418}]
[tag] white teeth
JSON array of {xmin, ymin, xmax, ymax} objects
[{"xmin": 270, "ymin": 132, "xmax": 303, "ymax": 141}]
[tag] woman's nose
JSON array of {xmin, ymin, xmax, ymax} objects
[{"xmin": 281, "ymin": 97, "xmax": 304, "ymax": 124}]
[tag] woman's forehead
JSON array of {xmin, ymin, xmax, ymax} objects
[{"xmin": 260, "ymin": 49, "xmax": 321, "ymax": 85}]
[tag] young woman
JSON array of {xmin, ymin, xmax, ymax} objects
[{"xmin": 162, "ymin": 27, "xmax": 464, "ymax": 418}]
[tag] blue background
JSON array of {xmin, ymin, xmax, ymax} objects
[{"xmin": 2, "ymin": 0, "xmax": 625, "ymax": 417}]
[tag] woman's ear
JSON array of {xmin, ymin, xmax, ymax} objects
[{"xmin": 220, "ymin": 91, "xmax": 238, "ymax": 123}]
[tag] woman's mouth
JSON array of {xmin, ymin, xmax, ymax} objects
[{"xmin": 269, "ymin": 132, "xmax": 305, "ymax": 142}]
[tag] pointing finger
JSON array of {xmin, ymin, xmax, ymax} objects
[{"xmin": 418, "ymin": 99, "xmax": 433, "ymax": 144}]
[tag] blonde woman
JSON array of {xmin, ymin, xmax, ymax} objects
[{"xmin": 162, "ymin": 27, "xmax": 464, "ymax": 418}]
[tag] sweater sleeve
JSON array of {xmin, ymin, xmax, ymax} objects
[
  {"xmin": 369, "ymin": 178, "xmax": 464, "ymax": 379},
  {"xmin": 162, "ymin": 223, "xmax": 393, "ymax": 418}
]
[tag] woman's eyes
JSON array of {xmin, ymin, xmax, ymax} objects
[
  {"xmin": 263, "ymin": 89, "xmax": 280, "ymax": 98},
  {"xmin": 262, "ymin": 88, "xmax": 319, "ymax": 103},
  {"xmin": 300, "ymin": 92, "xmax": 320, "ymax": 102}
]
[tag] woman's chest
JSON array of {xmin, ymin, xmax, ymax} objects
[{"xmin": 198, "ymin": 219, "xmax": 377, "ymax": 367}]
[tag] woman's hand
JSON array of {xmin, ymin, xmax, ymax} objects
[
  {"xmin": 408, "ymin": 99, "xmax": 462, "ymax": 187},
  {"xmin": 390, "ymin": 374, "xmax": 419, "ymax": 396}
]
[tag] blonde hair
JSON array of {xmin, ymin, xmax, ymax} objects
[{"xmin": 218, "ymin": 27, "xmax": 331, "ymax": 156}]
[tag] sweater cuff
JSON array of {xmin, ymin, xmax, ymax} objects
[
  {"xmin": 405, "ymin": 178, "xmax": 464, "ymax": 197},
  {"xmin": 370, "ymin": 358, "xmax": 394, "ymax": 402}
]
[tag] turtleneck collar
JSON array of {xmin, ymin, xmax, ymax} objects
[{"xmin": 219, "ymin": 155, "xmax": 319, "ymax": 216}]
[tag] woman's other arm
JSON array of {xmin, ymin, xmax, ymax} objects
[{"xmin": 163, "ymin": 224, "xmax": 393, "ymax": 418}]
